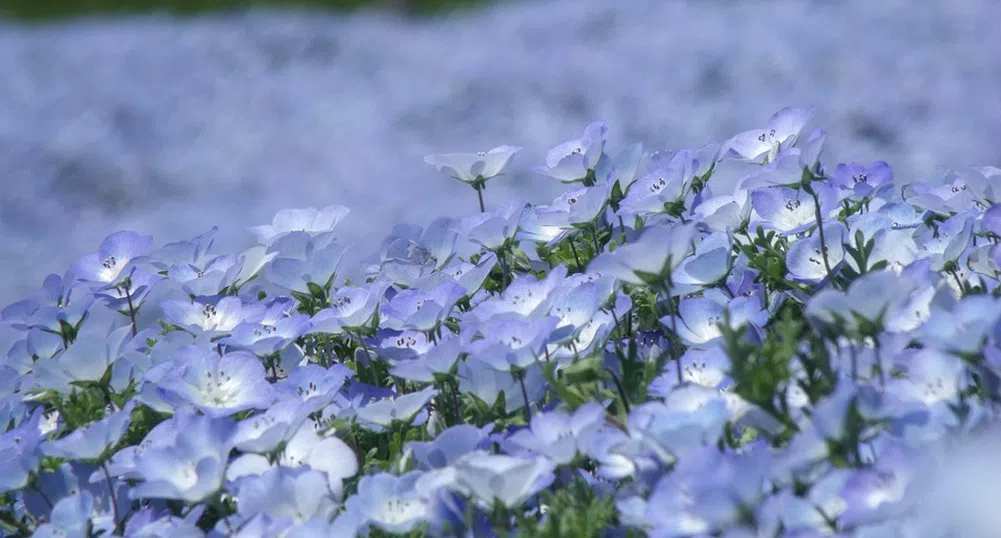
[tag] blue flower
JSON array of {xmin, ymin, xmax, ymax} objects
[
  {"xmin": 69, "ymin": 230, "xmax": 155, "ymax": 289},
  {"xmin": 45, "ymin": 401, "xmax": 134, "ymax": 461},
  {"xmin": 424, "ymin": 145, "xmax": 522, "ymax": 185},
  {"xmin": 451, "ymin": 451, "xmax": 555, "ymax": 509},
  {"xmin": 264, "ymin": 241, "xmax": 348, "ymax": 294},
  {"xmin": 356, "ymin": 386, "xmax": 438, "ymax": 432},
  {"xmin": 534, "ymin": 121, "xmax": 607, "ymax": 183},
  {"xmin": 505, "ymin": 402, "xmax": 605, "ymax": 465},
  {"xmin": 381, "ymin": 281, "xmax": 465, "ymax": 332},
  {"xmin": 406, "ymin": 424, "xmax": 493, "ymax": 470},
  {"xmin": 250, "ymin": 205, "xmax": 350, "ymax": 247},
  {"xmin": 161, "ymin": 295, "xmax": 267, "ymax": 336},
  {"xmin": 722, "ymin": 107, "xmax": 815, "ymax": 164},
  {"xmin": 129, "ymin": 411, "xmax": 237, "ymax": 503},
  {"xmin": 346, "ymin": 472, "xmax": 432, "ymax": 534},
  {"xmin": 155, "ymin": 346, "xmax": 274, "ymax": 417},
  {"xmin": 233, "ymin": 466, "xmax": 340, "ymax": 528}
]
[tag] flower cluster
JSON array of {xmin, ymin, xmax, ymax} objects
[{"xmin": 2, "ymin": 107, "xmax": 1001, "ymax": 537}]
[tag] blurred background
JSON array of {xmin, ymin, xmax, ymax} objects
[{"xmin": 1, "ymin": 0, "xmax": 1000, "ymax": 303}]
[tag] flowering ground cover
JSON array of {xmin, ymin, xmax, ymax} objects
[
  {"xmin": 3, "ymin": 107, "xmax": 1001, "ymax": 536},
  {"xmin": 3, "ymin": 0, "xmax": 1001, "ymax": 305}
]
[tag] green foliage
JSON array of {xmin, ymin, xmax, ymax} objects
[{"xmin": 512, "ymin": 479, "xmax": 641, "ymax": 538}]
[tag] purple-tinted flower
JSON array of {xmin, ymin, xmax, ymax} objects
[
  {"xmin": 381, "ymin": 281, "xmax": 465, "ymax": 332},
  {"xmin": 458, "ymin": 357, "xmax": 546, "ymax": 413},
  {"xmin": 265, "ymin": 242, "xmax": 348, "ymax": 294},
  {"xmin": 346, "ymin": 472, "xmax": 432, "ymax": 534},
  {"xmin": 250, "ymin": 205, "xmax": 351, "ymax": 247},
  {"xmin": 534, "ymin": 121, "xmax": 607, "ymax": 183},
  {"xmin": 921, "ymin": 295, "xmax": 1001, "ymax": 354},
  {"xmin": 588, "ymin": 222, "xmax": 698, "ymax": 286},
  {"xmin": 406, "ymin": 424, "xmax": 493, "ymax": 470},
  {"xmin": 32, "ymin": 490, "xmax": 95, "ymax": 538},
  {"xmin": 156, "ymin": 347, "xmax": 274, "ymax": 417},
  {"xmin": 616, "ymin": 151, "xmax": 697, "ymax": 218},
  {"xmin": 672, "ymin": 231, "xmax": 734, "ymax": 294},
  {"xmin": 0, "ymin": 409, "xmax": 44, "ymax": 492},
  {"xmin": 390, "ymin": 333, "xmax": 464, "ymax": 383},
  {"xmin": 424, "ymin": 145, "xmax": 522, "ymax": 185},
  {"xmin": 30, "ymin": 305, "xmax": 133, "ymax": 392},
  {"xmin": 234, "ymin": 466, "xmax": 340, "ymax": 528},
  {"xmin": 505, "ymin": 402, "xmax": 605, "ymax": 465},
  {"xmin": 914, "ymin": 208, "xmax": 976, "ymax": 269},
  {"xmin": 785, "ymin": 221, "xmax": 847, "ymax": 283},
  {"xmin": 278, "ymin": 423, "xmax": 358, "ymax": 492},
  {"xmin": 463, "ymin": 313, "xmax": 561, "ymax": 371},
  {"xmin": 467, "ymin": 264, "xmax": 568, "ymax": 321},
  {"xmin": 723, "ymin": 107, "xmax": 815, "ymax": 164},
  {"xmin": 222, "ymin": 303, "xmax": 311, "ymax": 356},
  {"xmin": 628, "ymin": 387, "xmax": 730, "ymax": 461},
  {"xmin": 455, "ymin": 199, "xmax": 526, "ymax": 251},
  {"xmin": 418, "ymin": 252, "xmax": 497, "ymax": 298},
  {"xmin": 274, "ymin": 363, "xmax": 351, "ymax": 414},
  {"xmin": 356, "ymin": 386, "xmax": 438, "ymax": 432},
  {"xmin": 129, "ymin": 411, "xmax": 237, "ymax": 503},
  {"xmin": 451, "ymin": 451, "xmax": 556, "ymax": 509},
  {"xmin": 70, "ymin": 230, "xmax": 154, "ymax": 289},
  {"xmin": 161, "ymin": 295, "xmax": 266, "ymax": 336},
  {"xmin": 649, "ymin": 345, "xmax": 732, "ymax": 398},
  {"xmin": 751, "ymin": 184, "xmax": 839, "ymax": 235},
  {"xmin": 233, "ymin": 399, "xmax": 308, "ymax": 454},
  {"xmin": 832, "ymin": 161, "xmax": 894, "ymax": 199},
  {"xmin": 167, "ymin": 254, "xmax": 244, "ymax": 297},
  {"xmin": 308, "ymin": 280, "xmax": 388, "ymax": 334},
  {"xmin": 45, "ymin": 402, "xmax": 134, "ymax": 460}
]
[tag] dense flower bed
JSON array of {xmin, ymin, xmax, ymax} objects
[{"xmin": 2, "ymin": 108, "xmax": 1001, "ymax": 536}]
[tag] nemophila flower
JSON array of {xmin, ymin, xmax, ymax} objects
[
  {"xmin": 250, "ymin": 205, "xmax": 350, "ymax": 247},
  {"xmin": 265, "ymin": 241, "xmax": 348, "ymax": 294},
  {"xmin": 356, "ymin": 386, "xmax": 438, "ymax": 431},
  {"xmin": 672, "ymin": 231, "xmax": 734, "ymax": 294},
  {"xmin": 832, "ymin": 161, "xmax": 894, "ymax": 199},
  {"xmin": 22, "ymin": 461, "xmax": 129, "ymax": 536},
  {"xmin": 381, "ymin": 280, "xmax": 465, "ymax": 332},
  {"xmin": 94, "ymin": 267, "xmax": 162, "ymax": 311},
  {"xmin": 456, "ymin": 199, "xmax": 526, "ymax": 251},
  {"xmin": 45, "ymin": 401, "xmax": 134, "ymax": 460},
  {"xmin": 628, "ymin": 387, "xmax": 730, "ymax": 461},
  {"xmin": 458, "ymin": 357, "xmax": 546, "ymax": 413},
  {"xmin": 750, "ymin": 184, "xmax": 839, "ymax": 235},
  {"xmin": 233, "ymin": 399, "xmax": 308, "ymax": 453},
  {"xmin": 451, "ymin": 451, "xmax": 556, "ymax": 509},
  {"xmin": 921, "ymin": 295, "xmax": 1001, "ymax": 354},
  {"xmin": 416, "ymin": 251, "xmax": 494, "ymax": 298},
  {"xmin": 649, "ymin": 345, "xmax": 731, "ymax": 398},
  {"xmin": 424, "ymin": 145, "xmax": 522, "ymax": 185},
  {"xmin": 838, "ymin": 442, "xmax": 919, "ymax": 527},
  {"xmin": 161, "ymin": 295, "xmax": 266, "ymax": 336},
  {"xmin": 308, "ymin": 280, "xmax": 388, "ymax": 335},
  {"xmin": 406, "ymin": 424, "xmax": 493, "ymax": 470},
  {"xmin": 140, "ymin": 226, "xmax": 218, "ymax": 270},
  {"xmin": 69, "ymin": 230, "xmax": 155, "ymax": 289},
  {"xmin": 468, "ymin": 264, "xmax": 568, "ymax": 321},
  {"xmin": 691, "ymin": 181, "xmax": 752, "ymax": 233},
  {"xmin": 390, "ymin": 332, "xmax": 464, "ymax": 382},
  {"xmin": 644, "ymin": 445, "xmax": 770, "ymax": 535},
  {"xmin": 615, "ymin": 151, "xmax": 697, "ymax": 218},
  {"xmin": 367, "ymin": 328, "xmax": 434, "ymax": 363},
  {"xmin": 1, "ymin": 272, "xmax": 92, "ymax": 333},
  {"xmin": 233, "ymin": 467, "xmax": 340, "ymax": 529},
  {"xmin": 661, "ymin": 295, "xmax": 766, "ymax": 349},
  {"xmin": 545, "ymin": 281, "xmax": 605, "ymax": 343},
  {"xmin": 534, "ymin": 120, "xmax": 607, "ymax": 183},
  {"xmin": 0, "ymin": 409, "xmax": 43, "ymax": 492},
  {"xmin": 274, "ymin": 363, "xmax": 351, "ymax": 414},
  {"xmin": 122, "ymin": 507, "xmax": 205, "ymax": 538},
  {"xmin": 915, "ymin": 208, "xmax": 976, "ymax": 269},
  {"xmin": 278, "ymin": 423, "xmax": 358, "ymax": 491},
  {"xmin": 155, "ymin": 346, "xmax": 274, "ymax": 417},
  {"xmin": 785, "ymin": 221, "xmax": 847, "ymax": 283},
  {"xmin": 346, "ymin": 472, "xmax": 431, "ymax": 534},
  {"xmin": 130, "ymin": 411, "xmax": 237, "ymax": 503},
  {"xmin": 30, "ymin": 306, "xmax": 133, "ymax": 393},
  {"xmin": 806, "ymin": 271, "xmax": 922, "ymax": 337},
  {"xmin": 723, "ymin": 107, "xmax": 815, "ymax": 164},
  {"xmin": 221, "ymin": 308, "xmax": 311, "ymax": 357},
  {"xmin": 31, "ymin": 490, "xmax": 95, "ymax": 538},
  {"xmin": 588, "ymin": 222, "xmax": 698, "ymax": 287},
  {"xmin": 517, "ymin": 204, "xmax": 571, "ymax": 245},
  {"xmin": 549, "ymin": 181, "xmax": 612, "ymax": 226},
  {"xmin": 167, "ymin": 254, "xmax": 244, "ymax": 297},
  {"xmin": 505, "ymin": 402, "xmax": 605, "ymax": 465},
  {"xmin": 463, "ymin": 313, "xmax": 561, "ymax": 371}
]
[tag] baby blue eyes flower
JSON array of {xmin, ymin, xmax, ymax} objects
[
  {"xmin": 130, "ymin": 411, "xmax": 237, "ymax": 503},
  {"xmin": 406, "ymin": 424, "xmax": 493, "ymax": 470},
  {"xmin": 161, "ymin": 296, "xmax": 266, "ymax": 335},
  {"xmin": 381, "ymin": 281, "xmax": 465, "ymax": 332},
  {"xmin": 785, "ymin": 221, "xmax": 847, "ymax": 283},
  {"xmin": 506, "ymin": 402, "xmax": 605, "ymax": 465},
  {"xmin": 156, "ymin": 347, "xmax": 274, "ymax": 417},
  {"xmin": 750, "ymin": 184, "xmax": 839, "ymax": 235},
  {"xmin": 589, "ymin": 222, "xmax": 698, "ymax": 286},
  {"xmin": 723, "ymin": 107, "xmax": 815, "ymax": 164},
  {"xmin": 307, "ymin": 280, "xmax": 388, "ymax": 334},
  {"xmin": 31, "ymin": 490, "xmax": 95, "ymax": 538},
  {"xmin": 265, "ymin": 241, "xmax": 348, "ymax": 294},
  {"xmin": 250, "ymin": 205, "xmax": 351, "ymax": 247},
  {"xmin": 356, "ymin": 386, "xmax": 438, "ymax": 431},
  {"xmin": 535, "ymin": 120, "xmax": 608, "ymax": 183},
  {"xmin": 45, "ymin": 401, "xmax": 134, "ymax": 460},
  {"xmin": 424, "ymin": 145, "xmax": 522, "ymax": 184},
  {"xmin": 347, "ymin": 472, "xmax": 431, "ymax": 534},
  {"xmin": 0, "ymin": 410, "xmax": 44, "ymax": 492},
  {"xmin": 69, "ymin": 230, "xmax": 155, "ymax": 289},
  {"xmin": 277, "ymin": 423, "xmax": 358, "ymax": 491},
  {"xmin": 167, "ymin": 254, "xmax": 244, "ymax": 297},
  {"xmin": 233, "ymin": 467, "xmax": 340, "ymax": 528},
  {"xmin": 833, "ymin": 161, "xmax": 894, "ymax": 198},
  {"xmin": 451, "ymin": 451, "xmax": 556, "ymax": 509},
  {"xmin": 456, "ymin": 199, "xmax": 526, "ymax": 250}
]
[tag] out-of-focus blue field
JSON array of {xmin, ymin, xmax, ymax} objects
[{"xmin": 1, "ymin": 0, "xmax": 999, "ymax": 303}]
